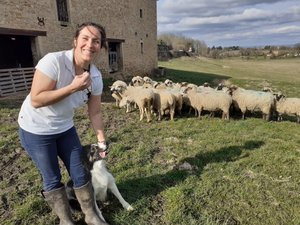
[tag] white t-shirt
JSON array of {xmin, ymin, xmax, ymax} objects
[{"xmin": 18, "ymin": 49, "xmax": 103, "ymax": 135}]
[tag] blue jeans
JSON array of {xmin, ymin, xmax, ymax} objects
[{"xmin": 19, "ymin": 127, "xmax": 89, "ymax": 191}]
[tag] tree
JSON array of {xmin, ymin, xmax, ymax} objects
[{"xmin": 157, "ymin": 33, "xmax": 208, "ymax": 56}]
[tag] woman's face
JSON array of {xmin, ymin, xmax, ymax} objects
[{"xmin": 74, "ymin": 26, "xmax": 101, "ymax": 63}]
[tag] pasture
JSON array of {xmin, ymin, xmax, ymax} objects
[{"xmin": 1, "ymin": 57, "xmax": 300, "ymax": 225}]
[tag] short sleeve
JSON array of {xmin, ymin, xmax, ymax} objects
[{"xmin": 35, "ymin": 53, "xmax": 59, "ymax": 81}]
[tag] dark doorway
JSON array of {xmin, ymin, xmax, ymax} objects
[
  {"xmin": 0, "ymin": 35, "xmax": 34, "ymax": 69},
  {"xmin": 108, "ymin": 42, "xmax": 122, "ymax": 73}
]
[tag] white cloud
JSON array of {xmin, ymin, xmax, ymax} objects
[
  {"xmin": 157, "ymin": 0, "xmax": 300, "ymax": 46},
  {"xmin": 266, "ymin": 25, "xmax": 300, "ymax": 34}
]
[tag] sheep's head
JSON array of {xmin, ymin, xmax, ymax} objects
[
  {"xmin": 216, "ymin": 83, "xmax": 224, "ymax": 90},
  {"xmin": 110, "ymin": 81, "xmax": 127, "ymax": 94},
  {"xmin": 203, "ymin": 82, "xmax": 210, "ymax": 87},
  {"xmin": 143, "ymin": 76, "xmax": 153, "ymax": 84},
  {"xmin": 164, "ymin": 79, "xmax": 174, "ymax": 87},
  {"xmin": 181, "ymin": 86, "xmax": 194, "ymax": 94},
  {"xmin": 262, "ymin": 87, "xmax": 273, "ymax": 92},
  {"xmin": 180, "ymin": 82, "xmax": 188, "ymax": 87},
  {"xmin": 227, "ymin": 85, "xmax": 238, "ymax": 95},
  {"xmin": 154, "ymin": 82, "xmax": 166, "ymax": 89},
  {"xmin": 112, "ymin": 84, "xmax": 127, "ymax": 94},
  {"xmin": 131, "ymin": 76, "xmax": 144, "ymax": 86},
  {"xmin": 274, "ymin": 91, "xmax": 285, "ymax": 101}
]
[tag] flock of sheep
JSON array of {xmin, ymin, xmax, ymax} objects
[{"xmin": 109, "ymin": 76, "xmax": 300, "ymax": 123}]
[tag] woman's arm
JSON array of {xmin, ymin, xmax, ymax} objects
[
  {"xmin": 87, "ymin": 94, "xmax": 106, "ymax": 143},
  {"xmin": 30, "ymin": 69, "xmax": 91, "ymax": 108}
]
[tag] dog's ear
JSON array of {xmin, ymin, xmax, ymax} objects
[
  {"xmin": 80, "ymin": 145, "xmax": 93, "ymax": 170},
  {"xmin": 90, "ymin": 144, "xmax": 98, "ymax": 162}
]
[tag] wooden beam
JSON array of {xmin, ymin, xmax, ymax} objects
[
  {"xmin": 106, "ymin": 38, "xmax": 125, "ymax": 43},
  {"xmin": 0, "ymin": 27, "xmax": 47, "ymax": 36}
]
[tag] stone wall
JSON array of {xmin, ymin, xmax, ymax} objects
[{"xmin": 0, "ymin": 0, "xmax": 158, "ymax": 78}]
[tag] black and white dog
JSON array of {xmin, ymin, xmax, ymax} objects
[{"xmin": 66, "ymin": 144, "xmax": 133, "ymax": 220}]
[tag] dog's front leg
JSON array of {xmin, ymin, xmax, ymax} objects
[{"xmin": 108, "ymin": 182, "xmax": 134, "ymax": 211}]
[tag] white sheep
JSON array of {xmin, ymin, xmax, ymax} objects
[
  {"xmin": 131, "ymin": 76, "xmax": 144, "ymax": 86},
  {"xmin": 110, "ymin": 80, "xmax": 128, "ymax": 107},
  {"xmin": 185, "ymin": 89, "xmax": 232, "ymax": 120},
  {"xmin": 166, "ymin": 89, "xmax": 184, "ymax": 116},
  {"xmin": 164, "ymin": 79, "xmax": 174, "ymax": 87},
  {"xmin": 152, "ymin": 89, "xmax": 176, "ymax": 121},
  {"xmin": 143, "ymin": 76, "xmax": 154, "ymax": 84},
  {"xmin": 229, "ymin": 85, "xmax": 275, "ymax": 121},
  {"xmin": 119, "ymin": 86, "xmax": 154, "ymax": 122},
  {"xmin": 275, "ymin": 92, "xmax": 300, "ymax": 123},
  {"xmin": 216, "ymin": 83, "xmax": 230, "ymax": 93},
  {"xmin": 153, "ymin": 82, "xmax": 167, "ymax": 89}
]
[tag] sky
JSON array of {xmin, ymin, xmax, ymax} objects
[{"xmin": 157, "ymin": 0, "xmax": 300, "ymax": 47}]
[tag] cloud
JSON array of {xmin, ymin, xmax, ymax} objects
[{"xmin": 157, "ymin": 0, "xmax": 300, "ymax": 46}]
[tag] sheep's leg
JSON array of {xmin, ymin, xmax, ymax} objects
[
  {"xmin": 225, "ymin": 111, "xmax": 230, "ymax": 120},
  {"xmin": 170, "ymin": 108, "xmax": 175, "ymax": 121},
  {"xmin": 194, "ymin": 107, "xmax": 197, "ymax": 117},
  {"xmin": 265, "ymin": 108, "xmax": 271, "ymax": 121},
  {"xmin": 146, "ymin": 110, "xmax": 151, "ymax": 122},
  {"xmin": 126, "ymin": 103, "xmax": 131, "ymax": 113},
  {"xmin": 139, "ymin": 107, "xmax": 144, "ymax": 121},
  {"xmin": 241, "ymin": 111, "xmax": 246, "ymax": 120},
  {"xmin": 197, "ymin": 109, "xmax": 202, "ymax": 119},
  {"xmin": 158, "ymin": 110, "xmax": 162, "ymax": 121},
  {"xmin": 222, "ymin": 111, "xmax": 225, "ymax": 120},
  {"xmin": 145, "ymin": 101, "xmax": 152, "ymax": 122},
  {"xmin": 265, "ymin": 114, "xmax": 270, "ymax": 121}
]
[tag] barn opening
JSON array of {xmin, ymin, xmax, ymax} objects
[
  {"xmin": 0, "ymin": 27, "xmax": 46, "ymax": 69},
  {"xmin": 0, "ymin": 28, "xmax": 46, "ymax": 96},
  {"xmin": 107, "ymin": 39, "xmax": 124, "ymax": 73},
  {"xmin": 0, "ymin": 35, "xmax": 34, "ymax": 69}
]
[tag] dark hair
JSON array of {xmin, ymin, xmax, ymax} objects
[{"xmin": 75, "ymin": 22, "xmax": 107, "ymax": 49}]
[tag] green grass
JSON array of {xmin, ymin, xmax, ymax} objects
[
  {"xmin": 1, "ymin": 57, "xmax": 300, "ymax": 225},
  {"xmin": 159, "ymin": 57, "xmax": 300, "ymax": 96}
]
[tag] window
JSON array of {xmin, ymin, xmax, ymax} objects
[
  {"xmin": 56, "ymin": 0, "xmax": 69, "ymax": 22},
  {"xmin": 140, "ymin": 42, "xmax": 144, "ymax": 54},
  {"xmin": 140, "ymin": 9, "xmax": 143, "ymax": 18}
]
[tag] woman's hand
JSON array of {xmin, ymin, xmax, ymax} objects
[
  {"xmin": 71, "ymin": 71, "xmax": 91, "ymax": 91},
  {"xmin": 30, "ymin": 70, "xmax": 91, "ymax": 108}
]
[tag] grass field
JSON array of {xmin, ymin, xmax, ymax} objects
[{"xmin": 1, "ymin": 57, "xmax": 300, "ymax": 225}]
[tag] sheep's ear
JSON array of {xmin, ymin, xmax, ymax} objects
[
  {"xmin": 276, "ymin": 94, "xmax": 281, "ymax": 101},
  {"xmin": 275, "ymin": 92, "xmax": 283, "ymax": 101}
]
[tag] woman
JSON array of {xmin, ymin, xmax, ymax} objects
[{"xmin": 18, "ymin": 22, "xmax": 108, "ymax": 225}]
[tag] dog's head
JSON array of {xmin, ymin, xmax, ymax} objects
[{"xmin": 89, "ymin": 143, "xmax": 110, "ymax": 162}]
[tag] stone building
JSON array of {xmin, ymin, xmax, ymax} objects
[{"xmin": 0, "ymin": 0, "xmax": 158, "ymax": 80}]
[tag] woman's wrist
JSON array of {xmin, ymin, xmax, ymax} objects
[{"xmin": 97, "ymin": 141, "xmax": 107, "ymax": 151}]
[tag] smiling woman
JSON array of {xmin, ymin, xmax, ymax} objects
[{"xmin": 17, "ymin": 22, "xmax": 109, "ymax": 225}]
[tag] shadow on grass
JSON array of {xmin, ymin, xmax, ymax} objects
[
  {"xmin": 157, "ymin": 68, "xmax": 231, "ymax": 85},
  {"xmin": 115, "ymin": 140, "xmax": 264, "ymax": 204}
]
